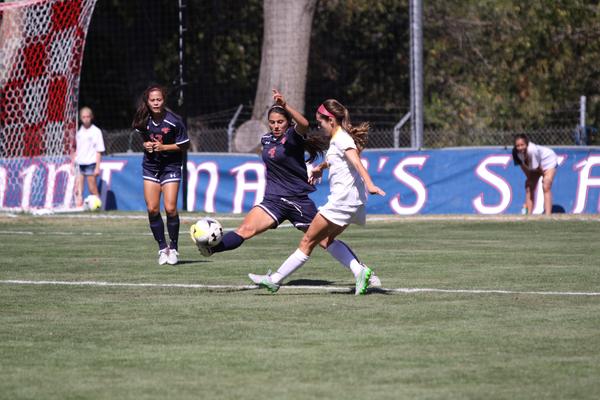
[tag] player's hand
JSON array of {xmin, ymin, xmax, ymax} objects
[
  {"xmin": 143, "ymin": 141, "xmax": 154, "ymax": 153},
  {"xmin": 367, "ymin": 183, "xmax": 386, "ymax": 196},
  {"xmin": 308, "ymin": 166, "xmax": 323, "ymax": 185},
  {"xmin": 272, "ymin": 89, "xmax": 286, "ymax": 107},
  {"xmin": 152, "ymin": 141, "xmax": 164, "ymax": 152},
  {"xmin": 93, "ymin": 168, "xmax": 100, "ymax": 177}
]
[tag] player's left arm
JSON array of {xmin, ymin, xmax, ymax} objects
[
  {"xmin": 345, "ymin": 148, "xmax": 386, "ymax": 196},
  {"xmin": 94, "ymin": 151, "xmax": 101, "ymax": 176}
]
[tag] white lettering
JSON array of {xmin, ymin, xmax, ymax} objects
[
  {"xmin": 187, "ymin": 161, "xmax": 219, "ymax": 212},
  {"xmin": 99, "ymin": 161, "xmax": 127, "ymax": 210},
  {"xmin": 573, "ymin": 155, "xmax": 600, "ymax": 213},
  {"xmin": 390, "ymin": 156, "xmax": 428, "ymax": 215},
  {"xmin": 45, "ymin": 162, "xmax": 76, "ymax": 209},
  {"xmin": 231, "ymin": 162, "xmax": 265, "ymax": 213},
  {"xmin": 472, "ymin": 155, "xmax": 512, "ymax": 214}
]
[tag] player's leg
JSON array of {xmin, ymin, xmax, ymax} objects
[
  {"xmin": 162, "ymin": 181, "xmax": 181, "ymax": 264},
  {"xmin": 249, "ymin": 213, "xmax": 338, "ymax": 292},
  {"xmin": 541, "ymin": 167, "xmax": 556, "ymax": 215},
  {"xmin": 290, "ymin": 198, "xmax": 380, "ymax": 286},
  {"xmin": 144, "ymin": 179, "xmax": 168, "ymax": 264},
  {"xmin": 75, "ymin": 170, "xmax": 84, "ymax": 207},
  {"xmin": 271, "ymin": 213, "xmax": 341, "ymax": 284},
  {"xmin": 86, "ymin": 174, "xmax": 99, "ymax": 197},
  {"xmin": 524, "ymin": 171, "xmax": 540, "ymax": 214},
  {"xmin": 210, "ymin": 203, "xmax": 278, "ymax": 254}
]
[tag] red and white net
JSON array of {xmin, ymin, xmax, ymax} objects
[{"xmin": 0, "ymin": 0, "xmax": 96, "ymax": 212}]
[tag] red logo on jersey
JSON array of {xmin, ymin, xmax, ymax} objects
[
  {"xmin": 150, "ymin": 133, "xmax": 163, "ymax": 143},
  {"xmin": 268, "ymin": 147, "xmax": 276, "ymax": 158},
  {"xmin": 161, "ymin": 127, "xmax": 171, "ymax": 134}
]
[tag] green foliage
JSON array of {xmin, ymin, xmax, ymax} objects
[
  {"xmin": 424, "ymin": 0, "xmax": 600, "ymax": 131},
  {"xmin": 79, "ymin": 0, "xmax": 600, "ymax": 134}
]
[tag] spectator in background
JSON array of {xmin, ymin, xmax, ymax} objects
[
  {"xmin": 74, "ymin": 107, "xmax": 105, "ymax": 207},
  {"xmin": 512, "ymin": 134, "xmax": 558, "ymax": 215}
]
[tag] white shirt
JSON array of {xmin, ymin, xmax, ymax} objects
[
  {"xmin": 517, "ymin": 142, "xmax": 557, "ymax": 171},
  {"xmin": 75, "ymin": 124, "xmax": 105, "ymax": 165},
  {"xmin": 325, "ymin": 127, "xmax": 367, "ymax": 206}
]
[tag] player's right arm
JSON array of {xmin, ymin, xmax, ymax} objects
[{"xmin": 272, "ymin": 89, "xmax": 309, "ymax": 136}]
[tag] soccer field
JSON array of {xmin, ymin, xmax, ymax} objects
[{"xmin": 1, "ymin": 213, "xmax": 599, "ymax": 399}]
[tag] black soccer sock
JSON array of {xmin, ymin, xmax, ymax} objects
[
  {"xmin": 211, "ymin": 231, "xmax": 244, "ymax": 253},
  {"xmin": 148, "ymin": 212, "xmax": 167, "ymax": 250},
  {"xmin": 166, "ymin": 213, "xmax": 180, "ymax": 250}
]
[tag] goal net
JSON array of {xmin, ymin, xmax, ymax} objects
[{"xmin": 0, "ymin": 0, "xmax": 97, "ymax": 212}]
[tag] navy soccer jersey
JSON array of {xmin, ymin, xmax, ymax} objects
[
  {"xmin": 261, "ymin": 126, "xmax": 315, "ymax": 198},
  {"xmin": 136, "ymin": 111, "xmax": 189, "ymax": 170}
]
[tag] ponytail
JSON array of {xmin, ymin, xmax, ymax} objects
[{"xmin": 318, "ymin": 99, "xmax": 369, "ymax": 152}]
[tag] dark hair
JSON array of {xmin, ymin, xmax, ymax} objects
[
  {"xmin": 268, "ymin": 104, "xmax": 326, "ymax": 163},
  {"xmin": 267, "ymin": 105, "xmax": 292, "ymax": 124},
  {"xmin": 318, "ymin": 99, "xmax": 369, "ymax": 152},
  {"xmin": 132, "ymin": 84, "xmax": 168, "ymax": 131},
  {"xmin": 512, "ymin": 133, "xmax": 529, "ymax": 166},
  {"xmin": 304, "ymin": 134, "xmax": 328, "ymax": 164}
]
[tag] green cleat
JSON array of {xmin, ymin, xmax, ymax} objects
[
  {"xmin": 248, "ymin": 272, "xmax": 280, "ymax": 293},
  {"xmin": 355, "ymin": 266, "xmax": 372, "ymax": 295}
]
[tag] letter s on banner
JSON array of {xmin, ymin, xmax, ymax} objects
[
  {"xmin": 390, "ymin": 156, "xmax": 428, "ymax": 215},
  {"xmin": 472, "ymin": 155, "xmax": 512, "ymax": 214}
]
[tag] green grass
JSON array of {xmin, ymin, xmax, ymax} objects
[{"xmin": 1, "ymin": 213, "xmax": 599, "ymax": 399}]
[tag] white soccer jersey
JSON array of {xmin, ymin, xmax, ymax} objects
[
  {"xmin": 325, "ymin": 127, "xmax": 367, "ymax": 206},
  {"xmin": 75, "ymin": 124, "xmax": 105, "ymax": 165},
  {"xmin": 517, "ymin": 142, "xmax": 558, "ymax": 171}
]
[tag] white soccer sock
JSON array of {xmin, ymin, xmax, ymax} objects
[
  {"xmin": 271, "ymin": 249, "xmax": 310, "ymax": 284},
  {"xmin": 326, "ymin": 240, "xmax": 364, "ymax": 278}
]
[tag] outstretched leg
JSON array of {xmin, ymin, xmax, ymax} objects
[{"xmin": 211, "ymin": 206, "xmax": 277, "ymax": 253}]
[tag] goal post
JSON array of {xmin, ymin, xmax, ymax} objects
[{"xmin": 0, "ymin": 0, "xmax": 97, "ymax": 212}]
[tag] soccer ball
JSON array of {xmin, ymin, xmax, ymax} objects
[
  {"xmin": 190, "ymin": 217, "xmax": 223, "ymax": 247},
  {"xmin": 84, "ymin": 194, "xmax": 102, "ymax": 211}
]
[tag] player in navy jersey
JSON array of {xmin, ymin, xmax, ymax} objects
[
  {"xmin": 197, "ymin": 89, "xmax": 381, "ymax": 287},
  {"xmin": 249, "ymin": 99, "xmax": 386, "ymax": 295},
  {"xmin": 132, "ymin": 85, "xmax": 189, "ymax": 265}
]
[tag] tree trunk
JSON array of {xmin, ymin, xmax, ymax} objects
[{"xmin": 252, "ymin": 0, "xmax": 317, "ymax": 119}]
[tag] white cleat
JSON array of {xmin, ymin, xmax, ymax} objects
[
  {"xmin": 167, "ymin": 249, "xmax": 179, "ymax": 265},
  {"xmin": 158, "ymin": 248, "xmax": 169, "ymax": 265},
  {"xmin": 369, "ymin": 274, "xmax": 382, "ymax": 288},
  {"xmin": 361, "ymin": 263, "xmax": 381, "ymax": 288},
  {"xmin": 248, "ymin": 272, "xmax": 269, "ymax": 285}
]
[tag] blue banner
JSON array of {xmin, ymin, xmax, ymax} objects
[{"xmin": 2, "ymin": 147, "xmax": 599, "ymax": 214}]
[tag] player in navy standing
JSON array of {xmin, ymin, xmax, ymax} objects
[
  {"xmin": 132, "ymin": 85, "xmax": 189, "ymax": 265},
  {"xmin": 196, "ymin": 89, "xmax": 380, "ymax": 286}
]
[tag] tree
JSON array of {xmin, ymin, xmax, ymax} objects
[{"xmin": 251, "ymin": 0, "xmax": 318, "ymax": 120}]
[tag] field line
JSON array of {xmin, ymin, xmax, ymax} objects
[{"xmin": 2, "ymin": 279, "xmax": 600, "ymax": 297}]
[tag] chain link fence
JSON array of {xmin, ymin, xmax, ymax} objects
[{"xmin": 102, "ymin": 106, "xmax": 585, "ymax": 154}]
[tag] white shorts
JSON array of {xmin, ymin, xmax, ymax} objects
[
  {"xmin": 318, "ymin": 202, "xmax": 366, "ymax": 227},
  {"xmin": 541, "ymin": 154, "xmax": 559, "ymax": 171}
]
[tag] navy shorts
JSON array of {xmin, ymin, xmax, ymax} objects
[
  {"xmin": 78, "ymin": 163, "xmax": 96, "ymax": 176},
  {"xmin": 143, "ymin": 164, "xmax": 182, "ymax": 185},
  {"xmin": 256, "ymin": 196, "xmax": 317, "ymax": 230}
]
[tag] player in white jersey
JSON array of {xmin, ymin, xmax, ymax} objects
[
  {"xmin": 74, "ymin": 107, "xmax": 105, "ymax": 207},
  {"xmin": 249, "ymin": 99, "xmax": 386, "ymax": 295},
  {"xmin": 512, "ymin": 134, "xmax": 558, "ymax": 215}
]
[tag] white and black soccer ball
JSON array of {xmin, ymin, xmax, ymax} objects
[
  {"xmin": 190, "ymin": 217, "xmax": 223, "ymax": 247},
  {"xmin": 83, "ymin": 194, "xmax": 102, "ymax": 211}
]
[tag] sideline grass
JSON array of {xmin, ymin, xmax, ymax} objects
[{"xmin": 1, "ymin": 213, "xmax": 599, "ymax": 399}]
